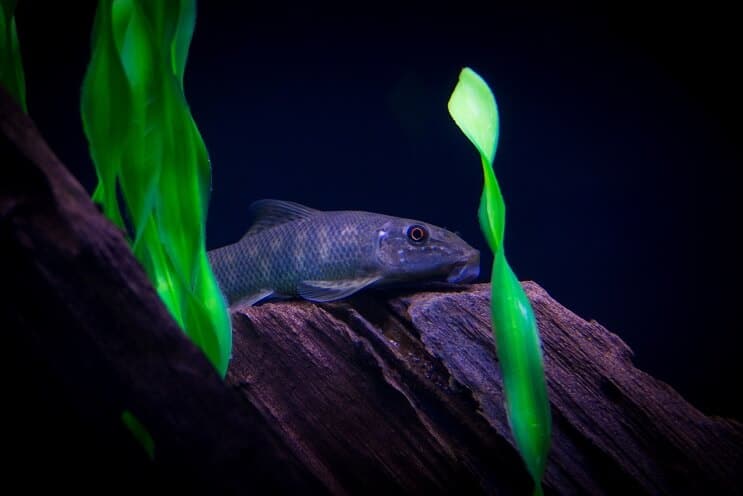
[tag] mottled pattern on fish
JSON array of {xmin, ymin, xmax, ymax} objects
[{"xmin": 208, "ymin": 200, "xmax": 479, "ymax": 306}]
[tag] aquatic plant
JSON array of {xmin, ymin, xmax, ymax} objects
[
  {"xmin": 122, "ymin": 409, "xmax": 155, "ymax": 459},
  {"xmin": 448, "ymin": 67, "xmax": 551, "ymax": 495},
  {"xmin": 81, "ymin": 0, "xmax": 231, "ymax": 377},
  {"xmin": 0, "ymin": 0, "xmax": 26, "ymax": 111}
]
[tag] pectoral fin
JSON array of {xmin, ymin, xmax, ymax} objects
[
  {"xmin": 231, "ymin": 289, "xmax": 275, "ymax": 308},
  {"xmin": 297, "ymin": 276, "xmax": 381, "ymax": 302}
]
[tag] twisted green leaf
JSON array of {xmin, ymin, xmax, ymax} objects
[
  {"xmin": 448, "ymin": 67, "xmax": 551, "ymax": 495},
  {"xmin": 0, "ymin": 0, "xmax": 26, "ymax": 111},
  {"xmin": 81, "ymin": 0, "xmax": 231, "ymax": 377}
]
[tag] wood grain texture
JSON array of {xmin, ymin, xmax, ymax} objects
[{"xmin": 228, "ymin": 284, "xmax": 743, "ymax": 495}]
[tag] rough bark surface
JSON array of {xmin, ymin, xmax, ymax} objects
[
  {"xmin": 3, "ymin": 88, "xmax": 742, "ymax": 495},
  {"xmin": 227, "ymin": 284, "xmax": 743, "ymax": 495}
]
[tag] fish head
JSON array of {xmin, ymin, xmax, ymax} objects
[{"xmin": 375, "ymin": 217, "xmax": 480, "ymax": 284}]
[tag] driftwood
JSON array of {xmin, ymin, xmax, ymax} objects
[
  {"xmin": 228, "ymin": 284, "xmax": 743, "ymax": 495},
  {"xmin": 2, "ymin": 87, "xmax": 742, "ymax": 494},
  {"xmin": 0, "ymin": 88, "xmax": 323, "ymax": 493}
]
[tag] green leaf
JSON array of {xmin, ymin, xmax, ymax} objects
[
  {"xmin": 121, "ymin": 410, "xmax": 155, "ymax": 460},
  {"xmin": 447, "ymin": 67, "xmax": 498, "ymax": 166},
  {"xmin": 448, "ymin": 67, "xmax": 551, "ymax": 496},
  {"xmin": 82, "ymin": 0, "xmax": 231, "ymax": 376},
  {"xmin": 0, "ymin": 0, "xmax": 27, "ymax": 112},
  {"xmin": 448, "ymin": 68, "xmax": 505, "ymax": 252}
]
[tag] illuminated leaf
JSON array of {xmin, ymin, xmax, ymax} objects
[
  {"xmin": 448, "ymin": 67, "xmax": 551, "ymax": 495},
  {"xmin": 82, "ymin": 0, "xmax": 231, "ymax": 376}
]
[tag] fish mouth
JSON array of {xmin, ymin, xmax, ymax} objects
[{"xmin": 446, "ymin": 251, "xmax": 480, "ymax": 283}]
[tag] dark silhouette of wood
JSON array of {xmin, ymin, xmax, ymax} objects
[
  {"xmin": 1, "ymin": 87, "xmax": 323, "ymax": 494},
  {"xmin": 3, "ymin": 87, "xmax": 742, "ymax": 495}
]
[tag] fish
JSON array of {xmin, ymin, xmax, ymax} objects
[{"xmin": 207, "ymin": 199, "xmax": 480, "ymax": 306}]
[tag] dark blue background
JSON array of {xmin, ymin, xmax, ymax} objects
[{"xmin": 16, "ymin": 2, "xmax": 741, "ymax": 418}]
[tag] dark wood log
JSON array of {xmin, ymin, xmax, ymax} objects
[
  {"xmin": 227, "ymin": 284, "xmax": 743, "ymax": 495},
  {"xmin": 0, "ymin": 88, "xmax": 323, "ymax": 493},
  {"xmin": 3, "ymin": 86, "xmax": 742, "ymax": 495}
]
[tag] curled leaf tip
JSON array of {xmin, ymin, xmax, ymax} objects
[{"xmin": 447, "ymin": 67, "xmax": 499, "ymax": 166}]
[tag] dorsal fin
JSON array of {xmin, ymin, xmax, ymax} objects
[{"xmin": 242, "ymin": 199, "xmax": 320, "ymax": 238}]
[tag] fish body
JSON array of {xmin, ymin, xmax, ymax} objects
[{"xmin": 207, "ymin": 200, "xmax": 480, "ymax": 306}]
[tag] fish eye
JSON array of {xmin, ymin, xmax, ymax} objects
[{"xmin": 407, "ymin": 224, "xmax": 428, "ymax": 243}]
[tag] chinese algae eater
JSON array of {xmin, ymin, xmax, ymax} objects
[{"xmin": 208, "ymin": 199, "xmax": 480, "ymax": 306}]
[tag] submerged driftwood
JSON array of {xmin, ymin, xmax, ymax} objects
[
  {"xmin": 1, "ymin": 88, "xmax": 322, "ymax": 493},
  {"xmin": 227, "ymin": 284, "xmax": 743, "ymax": 495},
  {"xmin": 2, "ymin": 87, "xmax": 742, "ymax": 494}
]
